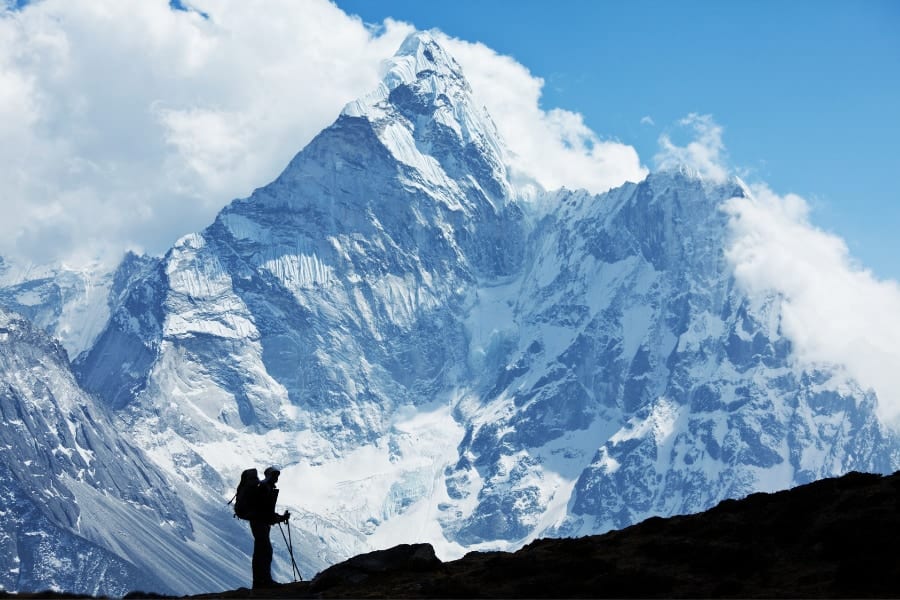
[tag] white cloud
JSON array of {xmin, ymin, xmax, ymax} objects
[
  {"xmin": 662, "ymin": 112, "xmax": 900, "ymax": 428},
  {"xmin": 0, "ymin": 0, "xmax": 412, "ymax": 269},
  {"xmin": 655, "ymin": 113, "xmax": 728, "ymax": 182},
  {"xmin": 724, "ymin": 184, "xmax": 900, "ymax": 426},
  {"xmin": 640, "ymin": 115, "xmax": 655, "ymax": 126},
  {"xmin": 0, "ymin": 1, "xmax": 648, "ymax": 273},
  {"xmin": 436, "ymin": 34, "xmax": 647, "ymax": 196}
]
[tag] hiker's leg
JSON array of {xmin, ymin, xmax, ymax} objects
[
  {"xmin": 250, "ymin": 521, "xmax": 272, "ymax": 586},
  {"xmin": 262, "ymin": 526, "xmax": 273, "ymax": 580}
]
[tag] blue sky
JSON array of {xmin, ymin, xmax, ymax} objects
[
  {"xmin": 1, "ymin": 0, "xmax": 899, "ymax": 414},
  {"xmin": 337, "ymin": 0, "xmax": 900, "ymax": 281}
]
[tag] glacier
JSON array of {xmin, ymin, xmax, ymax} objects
[{"xmin": 1, "ymin": 30, "xmax": 898, "ymax": 594}]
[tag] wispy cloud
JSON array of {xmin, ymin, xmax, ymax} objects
[
  {"xmin": 724, "ymin": 184, "xmax": 900, "ymax": 426},
  {"xmin": 655, "ymin": 113, "xmax": 728, "ymax": 181},
  {"xmin": 640, "ymin": 115, "xmax": 655, "ymax": 126},
  {"xmin": 440, "ymin": 35, "xmax": 647, "ymax": 196}
]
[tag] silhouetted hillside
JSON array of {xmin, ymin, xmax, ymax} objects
[
  {"xmin": 190, "ymin": 470, "xmax": 900, "ymax": 598},
  {"xmin": 7, "ymin": 470, "xmax": 899, "ymax": 598}
]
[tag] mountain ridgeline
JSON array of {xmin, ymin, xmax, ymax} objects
[{"xmin": 1, "ymin": 31, "xmax": 898, "ymax": 595}]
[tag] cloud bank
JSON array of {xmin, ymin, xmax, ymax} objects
[
  {"xmin": 724, "ymin": 185, "xmax": 900, "ymax": 426},
  {"xmin": 0, "ymin": 0, "xmax": 645, "ymax": 272},
  {"xmin": 437, "ymin": 35, "xmax": 647, "ymax": 196},
  {"xmin": 660, "ymin": 113, "xmax": 900, "ymax": 425}
]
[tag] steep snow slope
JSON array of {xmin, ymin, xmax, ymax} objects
[
  {"xmin": 63, "ymin": 30, "xmax": 900, "ymax": 583},
  {"xmin": 0, "ymin": 307, "xmax": 249, "ymax": 595},
  {"xmin": 0, "ymin": 259, "xmax": 113, "ymax": 362}
]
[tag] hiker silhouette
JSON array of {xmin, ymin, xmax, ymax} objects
[{"xmin": 248, "ymin": 466, "xmax": 290, "ymax": 589}]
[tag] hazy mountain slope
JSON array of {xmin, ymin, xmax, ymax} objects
[{"xmin": 0, "ymin": 307, "xmax": 249, "ymax": 595}]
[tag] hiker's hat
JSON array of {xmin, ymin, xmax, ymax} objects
[{"xmin": 264, "ymin": 465, "xmax": 281, "ymax": 477}]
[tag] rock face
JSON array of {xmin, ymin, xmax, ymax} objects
[
  {"xmin": 2, "ymin": 30, "xmax": 899, "ymax": 593},
  {"xmin": 0, "ymin": 308, "xmax": 249, "ymax": 595}
]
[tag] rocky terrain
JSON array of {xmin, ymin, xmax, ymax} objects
[
  {"xmin": 194, "ymin": 469, "xmax": 899, "ymax": 598},
  {"xmin": 4, "ymin": 469, "xmax": 898, "ymax": 598}
]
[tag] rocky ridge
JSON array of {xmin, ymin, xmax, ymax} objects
[
  {"xmin": 198, "ymin": 470, "xmax": 900, "ymax": 598},
  {"xmin": 11, "ymin": 469, "xmax": 890, "ymax": 599}
]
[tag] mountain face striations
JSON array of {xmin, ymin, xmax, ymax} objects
[
  {"xmin": 0, "ymin": 308, "xmax": 250, "ymax": 595},
  {"xmin": 1, "ymin": 31, "xmax": 898, "ymax": 593}
]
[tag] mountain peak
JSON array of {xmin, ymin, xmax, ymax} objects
[
  {"xmin": 644, "ymin": 165, "xmax": 748, "ymax": 199},
  {"xmin": 337, "ymin": 30, "xmax": 513, "ymax": 206},
  {"xmin": 342, "ymin": 30, "xmax": 469, "ymax": 118},
  {"xmin": 394, "ymin": 30, "xmax": 464, "ymax": 81}
]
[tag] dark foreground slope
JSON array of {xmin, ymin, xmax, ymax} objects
[
  {"xmin": 190, "ymin": 470, "xmax": 900, "ymax": 599},
  {"xmin": 6, "ymin": 470, "xmax": 898, "ymax": 598}
]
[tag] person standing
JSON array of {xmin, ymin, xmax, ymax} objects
[{"xmin": 249, "ymin": 466, "xmax": 290, "ymax": 589}]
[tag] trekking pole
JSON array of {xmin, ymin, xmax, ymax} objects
[
  {"xmin": 287, "ymin": 521, "xmax": 294, "ymax": 567},
  {"xmin": 277, "ymin": 521, "xmax": 302, "ymax": 582},
  {"xmin": 287, "ymin": 523, "xmax": 302, "ymax": 582},
  {"xmin": 288, "ymin": 522, "xmax": 303, "ymax": 582}
]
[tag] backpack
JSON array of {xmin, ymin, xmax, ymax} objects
[{"xmin": 230, "ymin": 468, "xmax": 260, "ymax": 520}]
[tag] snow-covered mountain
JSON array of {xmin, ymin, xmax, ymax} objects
[
  {"xmin": 0, "ymin": 307, "xmax": 250, "ymax": 595},
  {"xmin": 0, "ymin": 258, "xmax": 113, "ymax": 362},
  {"xmin": 446, "ymin": 172, "xmax": 898, "ymax": 543},
  {"xmin": 2, "ymin": 30, "xmax": 898, "ymax": 592}
]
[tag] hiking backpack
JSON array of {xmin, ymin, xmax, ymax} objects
[{"xmin": 231, "ymin": 468, "xmax": 259, "ymax": 520}]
